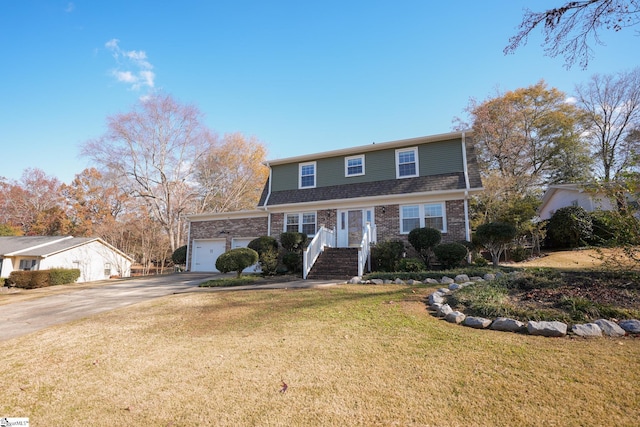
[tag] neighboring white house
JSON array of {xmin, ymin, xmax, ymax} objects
[
  {"xmin": 538, "ymin": 183, "xmax": 614, "ymax": 220},
  {"xmin": 0, "ymin": 236, "xmax": 133, "ymax": 283}
]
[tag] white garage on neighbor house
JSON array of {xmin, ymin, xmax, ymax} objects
[{"xmin": 0, "ymin": 236, "xmax": 133, "ymax": 283}]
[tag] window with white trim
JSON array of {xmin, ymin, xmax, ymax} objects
[
  {"xmin": 19, "ymin": 259, "xmax": 37, "ymax": 271},
  {"xmin": 400, "ymin": 203, "xmax": 446, "ymax": 233},
  {"xmin": 345, "ymin": 155, "xmax": 365, "ymax": 177},
  {"xmin": 285, "ymin": 212, "xmax": 317, "ymax": 236},
  {"xmin": 396, "ymin": 147, "xmax": 419, "ymax": 178},
  {"xmin": 299, "ymin": 162, "xmax": 316, "ymax": 188}
]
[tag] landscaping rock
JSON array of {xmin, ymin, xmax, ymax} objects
[
  {"xmin": 594, "ymin": 319, "xmax": 626, "ymax": 337},
  {"xmin": 429, "ymin": 292, "xmax": 444, "ymax": 305},
  {"xmin": 437, "ymin": 288, "xmax": 452, "ymax": 295},
  {"xmin": 470, "ymin": 277, "xmax": 484, "ymax": 282},
  {"xmin": 527, "ymin": 321, "xmax": 567, "ymax": 337},
  {"xmin": 441, "ymin": 276, "xmax": 454, "ymax": 285},
  {"xmin": 490, "ymin": 317, "xmax": 525, "ymax": 333},
  {"xmin": 425, "ymin": 278, "xmax": 439, "ymax": 284},
  {"xmin": 463, "ymin": 316, "xmax": 492, "ymax": 329},
  {"xmin": 370, "ymin": 279, "xmax": 384, "ymax": 285},
  {"xmin": 383, "ymin": 279, "xmax": 392, "ymax": 284},
  {"xmin": 437, "ymin": 304, "xmax": 453, "ymax": 317},
  {"xmin": 483, "ymin": 273, "xmax": 495, "ymax": 281},
  {"xmin": 348, "ymin": 276, "xmax": 362, "ymax": 284},
  {"xmin": 394, "ymin": 278, "xmax": 405, "ymax": 284},
  {"xmin": 619, "ymin": 319, "xmax": 640, "ymax": 334},
  {"xmin": 454, "ymin": 274, "xmax": 470, "ymax": 283},
  {"xmin": 571, "ymin": 323, "xmax": 603, "ymax": 338},
  {"xmin": 448, "ymin": 283, "xmax": 461, "ymax": 291},
  {"xmin": 429, "ymin": 302, "xmax": 443, "ymax": 311},
  {"xmin": 445, "ymin": 311, "xmax": 466, "ymax": 324}
]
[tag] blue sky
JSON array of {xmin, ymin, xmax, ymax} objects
[{"xmin": 1, "ymin": 1, "xmax": 638, "ymax": 184}]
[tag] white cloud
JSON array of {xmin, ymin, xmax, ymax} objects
[
  {"xmin": 565, "ymin": 96, "xmax": 577, "ymax": 104},
  {"xmin": 104, "ymin": 39, "xmax": 155, "ymax": 91}
]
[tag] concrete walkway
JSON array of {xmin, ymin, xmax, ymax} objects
[{"xmin": 0, "ymin": 273, "xmax": 339, "ymax": 342}]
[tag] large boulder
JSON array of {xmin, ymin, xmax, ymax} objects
[
  {"xmin": 463, "ymin": 316, "xmax": 492, "ymax": 329},
  {"xmin": 490, "ymin": 317, "xmax": 526, "ymax": 333},
  {"xmin": 440, "ymin": 276, "xmax": 454, "ymax": 285},
  {"xmin": 437, "ymin": 304, "xmax": 453, "ymax": 317},
  {"xmin": 454, "ymin": 274, "xmax": 470, "ymax": 283},
  {"xmin": 428, "ymin": 292, "xmax": 445, "ymax": 305},
  {"xmin": 571, "ymin": 323, "xmax": 603, "ymax": 338},
  {"xmin": 445, "ymin": 311, "xmax": 466, "ymax": 324},
  {"xmin": 619, "ymin": 319, "xmax": 640, "ymax": 334},
  {"xmin": 594, "ymin": 319, "xmax": 626, "ymax": 337},
  {"xmin": 527, "ymin": 320, "xmax": 567, "ymax": 337}
]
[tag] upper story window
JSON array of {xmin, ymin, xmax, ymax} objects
[
  {"xmin": 299, "ymin": 162, "xmax": 316, "ymax": 188},
  {"xmin": 345, "ymin": 155, "xmax": 365, "ymax": 177},
  {"xmin": 400, "ymin": 202, "xmax": 446, "ymax": 233},
  {"xmin": 396, "ymin": 147, "xmax": 419, "ymax": 178}
]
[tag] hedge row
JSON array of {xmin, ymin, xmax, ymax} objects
[{"xmin": 7, "ymin": 268, "xmax": 81, "ymax": 289}]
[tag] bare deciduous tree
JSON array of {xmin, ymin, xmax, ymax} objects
[
  {"xmin": 82, "ymin": 93, "xmax": 216, "ymax": 251},
  {"xmin": 505, "ymin": 0, "xmax": 640, "ymax": 69},
  {"xmin": 575, "ymin": 67, "xmax": 640, "ymax": 181}
]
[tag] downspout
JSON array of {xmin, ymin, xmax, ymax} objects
[
  {"xmin": 264, "ymin": 162, "xmax": 273, "ymax": 236},
  {"xmin": 185, "ymin": 217, "xmax": 192, "ymax": 271},
  {"xmin": 461, "ymin": 132, "xmax": 471, "ymax": 242}
]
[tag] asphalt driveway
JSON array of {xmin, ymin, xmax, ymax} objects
[{"xmin": 0, "ymin": 273, "xmax": 338, "ymax": 341}]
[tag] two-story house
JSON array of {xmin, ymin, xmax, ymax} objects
[{"xmin": 186, "ymin": 131, "xmax": 483, "ymax": 278}]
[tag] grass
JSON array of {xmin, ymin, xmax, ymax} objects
[
  {"xmin": 199, "ymin": 275, "xmax": 261, "ymax": 287},
  {"xmin": 2, "ymin": 283, "xmax": 639, "ymax": 426}
]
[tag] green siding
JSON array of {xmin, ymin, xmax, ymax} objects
[
  {"xmin": 269, "ymin": 138, "xmax": 463, "ymax": 191},
  {"xmin": 420, "ymin": 139, "xmax": 464, "ymax": 175}
]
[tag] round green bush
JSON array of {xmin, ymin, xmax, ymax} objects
[
  {"xmin": 215, "ymin": 248, "xmax": 259, "ymax": 277},
  {"xmin": 510, "ymin": 246, "xmax": 529, "ymax": 262},
  {"xmin": 433, "ymin": 242, "xmax": 468, "ymax": 269},
  {"xmin": 408, "ymin": 227, "xmax": 442, "ymax": 267},
  {"xmin": 248, "ymin": 236, "xmax": 279, "ymax": 254},
  {"xmin": 171, "ymin": 245, "xmax": 188, "ymax": 265},
  {"xmin": 546, "ymin": 206, "xmax": 593, "ymax": 248}
]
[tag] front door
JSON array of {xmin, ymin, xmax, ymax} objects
[{"xmin": 337, "ymin": 208, "xmax": 374, "ymax": 247}]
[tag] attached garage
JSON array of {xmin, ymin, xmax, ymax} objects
[{"xmin": 191, "ymin": 239, "xmax": 226, "ymax": 272}]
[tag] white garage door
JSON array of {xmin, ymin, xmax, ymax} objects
[{"xmin": 191, "ymin": 239, "xmax": 226, "ymax": 272}]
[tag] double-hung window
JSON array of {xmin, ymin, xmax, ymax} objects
[
  {"xmin": 400, "ymin": 203, "xmax": 446, "ymax": 233},
  {"xmin": 299, "ymin": 162, "xmax": 316, "ymax": 188},
  {"xmin": 285, "ymin": 212, "xmax": 317, "ymax": 236},
  {"xmin": 19, "ymin": 259, "xmax": 37, "ymax": 271},
  {"xmin": 396, "ymin": 147, "xmax": 419, "ymax": 178},
  {"xmin": 345, "ymin": 155, "xmax": 364, "ymax": 177}
]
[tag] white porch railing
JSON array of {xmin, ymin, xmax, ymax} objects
[
  {"xmin": 357, "ymin": 223, "xmax": 375, "ymax": 277},
  {"xmin": 303, "ymin": 226, "xmax": 336, "ymax": 279}
]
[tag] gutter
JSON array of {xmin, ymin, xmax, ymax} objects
[{"xmin": 461, "ymin": 132, "xmax": 472, "ymax": 241}]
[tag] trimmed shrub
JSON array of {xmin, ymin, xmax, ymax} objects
[
  {"xmin": 8, "ymin": 268, "xmax": 81, "ymax": 289},
  {"xmin": 408, "ymin": 227, "xmax": 441, "ymax": 267},
  {"xmin": 171, "ymin": 245, "xmax": 188, "ymax": 265},
  {"xmin": 248, "ymin": 236, "xmax": 280, "ymax": 275},
  {"xmin": 48, "ymin": 268, "xmax": 81, "ymax": 285},
  {"xmin": 434, "ymin": 242, "xmax": 468, "ymax": 269},
  {"xmin": 371, "ymin": 240, "xmax": 405, "ymax": 272},
  {"xmin": 398, "ymin": 257, "xmax": 425, "ymax": 272},
  {"xmin": 510, "ymin": 246, "xmax": 529, "ymax": 263},
  {"xmin": 280, "ymin": 232, "xmax": 308, "ymax": 252},
  {"xmin": 215, "ymin": 248, "xmax": 259, "ymax": 278},
  {"xmin": 282, "ymin": 251, "xmax": 301, "ymax": 273},
  {"xmin": 590, "ymin": 210, "xmax": 640, "ymax": 246},
  {"xmin": 546, "ymin": 206, "xmax": 593, "ymax": 248}
]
